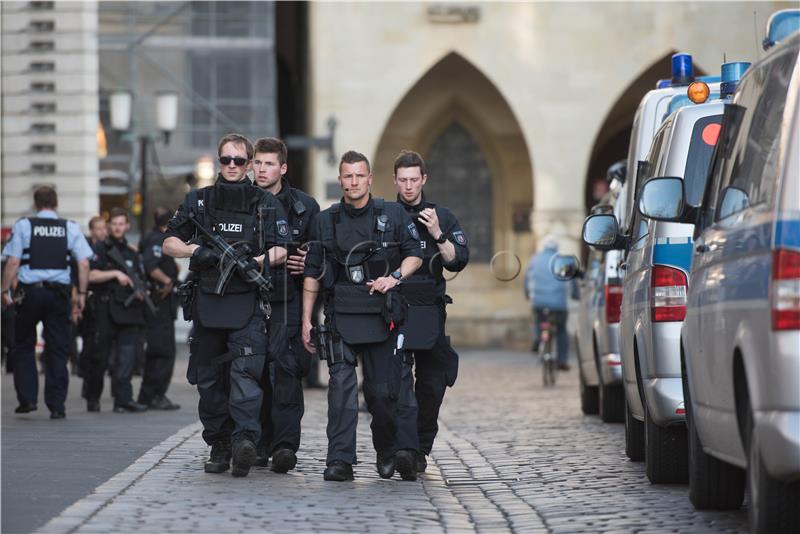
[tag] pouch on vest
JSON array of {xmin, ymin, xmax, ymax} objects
[
  {"xmin": 399, "ymin": 278, "xmax": 440, "ymax": 350},
  {"xmin": 332, "ymin": 284, "xmax": 389, "ymax": 345},
  {"xmin": 195, "ymin": 291, "xmax": 256, "ymax": 330},
  {"xmin": 108, "ymin": 285, "xmax": 145, "ymax": 325}
]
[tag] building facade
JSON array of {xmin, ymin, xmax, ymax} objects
[{"xmin": 306, "ymin": 1, "xmax": 790, "ymax": 347}]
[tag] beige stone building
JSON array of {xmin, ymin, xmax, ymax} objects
[{"xmin": 305, "ymin": 1, "xmax": 791, "ymax": 347}]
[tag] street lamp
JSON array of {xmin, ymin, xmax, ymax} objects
[{"xmin": 109, "ymin": 90, "xmax": 179, "ymax": 234}]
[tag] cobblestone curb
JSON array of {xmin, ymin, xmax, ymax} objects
[{"xmin": 35, "ymin": 422, "xmax": 202, "ymax": 534}]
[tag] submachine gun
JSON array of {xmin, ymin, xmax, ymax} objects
[
  {"xmin": 185, "ymin": 214, "xmax": 273, "ymax": 297},
  {"xmin": 106, "ymin": 246, "xmax": 157, "ymax": 313}
]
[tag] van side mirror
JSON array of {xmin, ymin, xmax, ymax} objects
[
  {"xmin": 718, "ymin": 186, "xmax": 749, "ymax": 219},
  {"xmin": 582, "ymin": 214, "xmax": 624, "ymax": 250},
  {"xmin": 550, "ymin": 254, "xmax": 582, "ymax": 281},
  {"xmin": 638, "ymin": 177, "xmax": 686, "ymax": 221}
]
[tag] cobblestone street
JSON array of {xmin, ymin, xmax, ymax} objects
[{"xmin": 35, "ymin": 350, "xmax": 748, "ymax": 533}]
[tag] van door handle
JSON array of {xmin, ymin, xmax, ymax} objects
[{"xmin": 695, "ymin": 244, "xmax": 709, "ymax": 253}]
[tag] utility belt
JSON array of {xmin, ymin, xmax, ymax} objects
[
  {"xmin": 20, "ymin": 281, "xmax": 71, "ymax": 300},
  {"xmin": 399, "ymin": 278, "xmax": 451, "ymax": 350}
]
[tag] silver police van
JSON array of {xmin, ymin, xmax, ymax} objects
[
  {"xmin": 639, "ymin": 30, "xmax": 799, "ymax": 533},
  {"xmin": 584, "ymin": 94, "xmax": 727, "ymax": 483}
]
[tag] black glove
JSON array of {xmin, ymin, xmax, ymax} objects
[{"xmin": 189, "ymin": 247, "xmax": 220, "ymax": 271}]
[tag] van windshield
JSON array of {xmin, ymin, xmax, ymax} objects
[{"xmin": 684, "ymin": 114, "xmax": 723, "ymax": 206}]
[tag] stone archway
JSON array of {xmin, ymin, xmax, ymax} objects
[
  {"xmin": 583, "ymin": 52, "xmax": 708, "ymax": 212},
  {"xmin": 371, "ymin": 52, "xmax": 534, "ymax": 348}
]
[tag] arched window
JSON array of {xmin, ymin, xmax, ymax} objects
[{"xmin": 425, "ymin": 122, "xmax": 493, "ymax": 261}]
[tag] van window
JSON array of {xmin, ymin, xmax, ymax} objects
[
  {"xmin": 714, "ymin": 48, "xmax": 795, "ymax": 221},
  {"xmin": 683, "ymin": 115, "xmax": 723, "ymax": 206},
  {"xmin": 632, "ymin": 127, "xmax": 667, "ymax": 245}
]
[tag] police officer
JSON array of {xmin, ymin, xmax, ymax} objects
[
  {"xmin": 391, "ymin": 150, "xmax": 469, "ymax": 473},
  {"xmin": 75, "ymin": 216, "xmax": 107, "ymax": 394},
  {"xmin": 163, "ymin": 133, "xmax": 288, "ymax": 478},
  {"xmin": 302, "ymin": 150, "xmax": 423, "ymax": 482},
  {"xmin": 85, "ymin": 207, "xmax": 149, "ymax": 413},
  {"xmin": 1, "ymin": 186, "xmax": 93, "ymax": 418},
  {"xmin": 137, "ymin": 207, "xmax": 181, "ymax": 411},
  {"xmin": 251, "ymin": 137, "xmax": 320, "ymax": 473}
]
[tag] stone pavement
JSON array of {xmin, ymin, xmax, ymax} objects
[{"xmin": 35, "ymin": 350, "xmax": 748, "ymax": 533}]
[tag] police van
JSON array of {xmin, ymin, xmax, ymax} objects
[
  {"xmin": 583, "ymin": 59, "xmax": 749, "ymax": 483},
  {"xmin": 639, "ymin": 28, "xmax": 799, "ymax": 533}
]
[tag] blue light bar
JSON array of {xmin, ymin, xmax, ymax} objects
[
  {"xmin": 656, "ymin": 78, "xmax": 671, "ymax": 89},
  {"xmin": 671, "ymin": 53, "xmax": 694, "ymax": 86},
  {"xmin": 763, "ymin": 9, "xmax": 800, "ymax": 50},
  {"xmin": 720, "ymin": 62, "xmax": 751, "ymax": 97}
]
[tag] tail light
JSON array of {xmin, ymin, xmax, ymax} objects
[
  {"xmin": 605, "ymin": 284, "xmax": 623, "ymax": 323},
  {"xmin": 771, "ymin": 248, "xmax": 800, "ymax": 330},
  {"xmin": 651, "ymin": 266, "xmax": 687, "ymax": 322}
]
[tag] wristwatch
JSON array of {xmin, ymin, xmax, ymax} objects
[
  {"xmin": 390, "ymin": 270, "xmax": 403, "ymax": 284},
  {"xmin": 435, "ymin": 233, "xmax": 448, "ymax": 244}
]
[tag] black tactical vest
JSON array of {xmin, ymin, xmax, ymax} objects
[
  {"xmin": 197, "ymin": 182, "xmax": 264, "ymax": 295},
  {"xmin": 25, "ymin": 217, "xmax": 68, "ymax": 270},
  {"xmin": 324, "ymin": 199, "xmax": 401, "ymax": 285}
]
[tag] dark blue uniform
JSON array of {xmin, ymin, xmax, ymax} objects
[
  {"xmin": 259, "ymin": 178, "xmax": 320, "ymax": 460},
  {"xmin": 397, "ymin": 194, "xmax": 469, "ymax": 460},
  {"xmin": 305, "ymin": 196, "xmax": 422, "ymax": 470},
  {"xmin": 85, "ymin": 237, "xmax": 147, "ymax": 410},
  {"xmin": 166, "ymin": 177, "xmax": 288, "ymax": 453},
  {"xmin": 138, "ymin": 227, "xmax": 180, "ymax": 407},
  {"xmin": 2, "ymin": 211, "xmax": 92, "ymax": 416}
]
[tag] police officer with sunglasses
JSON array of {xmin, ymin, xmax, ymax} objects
[{"xmin": 163, "ymin": 133, "xmax": 289, "ymax": 478}]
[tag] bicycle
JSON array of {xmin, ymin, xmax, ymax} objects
[{"xmin": 536, "ymin": 309, "xmax": 558, "ymax": 387}]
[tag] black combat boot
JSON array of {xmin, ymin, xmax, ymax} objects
[
  {"xmin": 271, "ymin": 448, "xmax": 297, "ymax": 474},
  {"xmin": 395, "ymin": 449, "xmax": 418, "ymax": 481},
  {"xmin": 377, "ymin": 455, "xmax": 396, "ymax": 479},
  {"xmin": 231, "ymin": 437, "xmax": 257, "ymax": 477},
  {"xmin": 204, "ymin": 441, "xmax": 231, "ymax": 474},
  {"xmin": 416, "ymin": 454, "xmax": 428, "ymax": 473},
  {"xmin": 323, "ymin": 460, "xmax": 354, "ymax": 481}
]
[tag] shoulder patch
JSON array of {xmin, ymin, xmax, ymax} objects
[
  {"xmin": 152, "ymin": 244, "xmax": 162, "ymax": 258},
  {"xmin": 452, "ymin": 230, "xmax": 467, "ymax": 246},
  {"xmin": 407, "ymin": 222, "xmax": 420, "ymax": 240},
  {"xmin": 276, "ymin": 219, "xmax": 289, "ymax": 237}
]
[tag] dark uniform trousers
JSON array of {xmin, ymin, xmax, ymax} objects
[
  {"xmin": 188, "ymin": 313, "xmax": 267, "ymax": 445},
  {"xmin": 398, "ymin": 306, "xmax": 458, "ymax": 456},
  {"xmin": 326, "ymin": 330, "xmax": 419, "ymax": 465},
  {"xmin": 11, "ymin": 285, "xmax": 71, "ymax": 412},
  {"xmin": 260, "ymin": 322, "xmax": 309, "ymax": 454},
  {"xmin": 138, "ymin": 296, "xmax": 177, "ymax": 405},
  {"xmin": 81, "ymin": 298, "xmax": 141, "ymax": 405}
]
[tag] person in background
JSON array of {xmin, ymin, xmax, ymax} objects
[{"xmin": 524, "ymin": 235, "xmax": 571, "ymax": 371}]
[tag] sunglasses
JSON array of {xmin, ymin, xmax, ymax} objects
[{"xmin": 219, "ymin": 156, "xmax": 248, "ymax": 167}]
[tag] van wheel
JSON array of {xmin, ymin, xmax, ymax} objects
[
  {"xmin": 644, "ymin": 402, "xmax": 688, "ymax": 483},
  {"xmin": 748, "ymin": 423, "xmax": 800, "ymax": 532},
  {"xmin": 684, "ymin": 375, "xmax": 744, "ymax": 509},
  {"xmin": 579, "ymin": 368, "xmax": 599, "ymax": 415},
  {"xmin": 625, "ymin": 397, "xmax": 645, "ymax": 461},
  {"xmin": 599, "ymin": 379, "xmax": 624, "ymax": 423}
]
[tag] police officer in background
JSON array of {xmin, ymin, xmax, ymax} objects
[
  {"xmin": 163, "ymin": 133, "xmax": 288, "ymax": 478},
  {"xmin": 251, "ymin": 137, "xmax": 320, "ymax": 473},
  {"xmin": 86, "ymin": 207, "xmax": 149, "ymax": 413},
  {"xmin": 137, "ymin": 207, "xmax": 180, "ymax": 411},
  {"xmin": 1, "ymin": 186, "xmax": 92, "ymax": 418},
  {"xmin": 392, "ymin": 150, "xmax": 469, "ymax": 473},
  {"xmin": 302, "ymin": 150, "xmax": 422, "ymax": 482}
]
